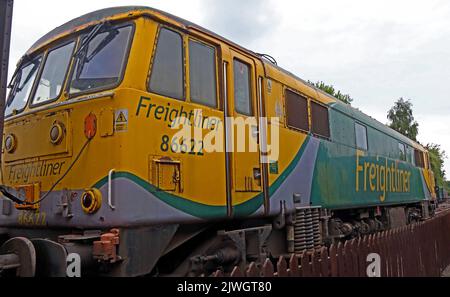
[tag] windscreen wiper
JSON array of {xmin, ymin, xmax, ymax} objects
[
  {"xmin": 74, "ymin": 22, "xmax": 118, "ymax": 79},
  {"xmin": 7, "ymin": 68, "xmax": 22, "ymax": 104},
  {"xmin": 73, "ymin": 22, "xmax": 107, "ymax": 79},
  {"xmin": 85, "ymin": 29, "xmax": 119, "ymax": 62},
  {"xmin": 19, "ymin": 61, "xmax": 39, "ymax": 90},
  {"xmin": 7, "ymin": 54, "xmax": 30, "ymax": 89},
  {"xmin": 7, "ymin": 59, "xmax": 39, "ymax": 101},
  {"xmin": 73, "ymin": 22, "xmax": 107, "ymax": 58}
]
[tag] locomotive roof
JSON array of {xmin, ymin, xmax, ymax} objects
[
  {"xmin": 26, "ymin": 6, "xmax": 426, "ymax": 151},
  {"xmin": 27, "ymin": 6, "xmax": 259, "ymax": 58}
]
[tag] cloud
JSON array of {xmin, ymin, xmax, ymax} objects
[{"xmin": 199, "ymin": 0, "xmax": 281, "ymax": 47}]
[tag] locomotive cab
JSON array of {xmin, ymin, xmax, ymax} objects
[{"xmin": 0, "ymin": 10, "xmax": 158, "ymax": 276}]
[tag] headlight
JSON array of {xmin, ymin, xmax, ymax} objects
[
  {"xmin": 50, "ymin": 122, "xmax": 64, "ymax": 144},
  {"xmin": 5, "ymin": 134, "xmax": 17, "ymax": 153}
]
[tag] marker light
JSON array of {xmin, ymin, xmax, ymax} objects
[
  {"xmin": 81, "ymin": 188, "xmax": 102, "ymax": 214},
  {"xmin": 5, "ymin": 134, "xmax": 16, "ymax": 153},
  {"xmin": 84, "ymin": 113, "xmax": 97, "ymax": 139}
]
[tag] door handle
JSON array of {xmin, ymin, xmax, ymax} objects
[{"xmin": 253, "ymin": 168, "xmax": 262, "ymax": 179}]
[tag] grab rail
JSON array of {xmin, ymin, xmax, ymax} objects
[{"xmin": 108, "ymin": 169, "xmax": 116, "ymax": 210}]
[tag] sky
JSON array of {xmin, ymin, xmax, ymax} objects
[{"xmin": 6, "ymin": 0, "xmax": 450, "ymax": 177}]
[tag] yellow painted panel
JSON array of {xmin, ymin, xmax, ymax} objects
[
  {"xmin": 99, "ymin": 108, "xmax": 114, "ymax": 137},
  {"xmin": 4, "ymin": 110, "xmax": 72, "ymax": 163}
]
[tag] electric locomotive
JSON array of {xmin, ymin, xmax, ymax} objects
[{"xmin": 0, "ymin": 6, "xmax": 436, "ymax": 276}]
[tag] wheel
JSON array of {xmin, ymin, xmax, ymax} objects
[{"xmin": 0, "ymin": 237, "xmax": 36, "ymax": 277}]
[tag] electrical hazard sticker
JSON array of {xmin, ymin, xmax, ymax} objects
[{"xmin": 115, "ymin": 109, "xmax": 128, "ymax": 132}]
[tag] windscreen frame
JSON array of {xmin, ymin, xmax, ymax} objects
[{"xmin": 66, "ymin": 20, "xmax": 136, "ymax": 98}]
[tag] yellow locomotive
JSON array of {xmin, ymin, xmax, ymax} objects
[{"xmin": 0, "ymin": 6, "xmax": 435, "ymax": 276}]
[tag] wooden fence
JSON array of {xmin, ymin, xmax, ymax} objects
[{"xmin": 214, "ymin": 211, "xmax": 450, "ymax": 277}]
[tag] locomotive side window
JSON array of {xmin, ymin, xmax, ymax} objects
[
  {"xmin": 233, "ymin": 59, "xmax": 252, "ymax": 115},
  {"xmin": 189, "ymin": 40, "xmax": 217, "ymax": 107},
  {"xmin": 70, "ymin": 25, "xmax": 133, "ymax": 95},
  {"xmin": 398, "ymin": 142, "xmax": 406, "ymax": 161},
  {"xmin": 32, "ymin": 42, "xmax": 75, "ymax": 105},
  {"xmin": 311, "ymin": 101, "xmax": 330, "ymax": 138},
  {"xmin": 5, "ymin": 56, "xmax": 42, "ymax": 116},
  {"xmin": 355, "ymin": 122, "xmax": 368, "ymax": 150},
  {"xmin": 409, "ymin": 147, "xmax": 415, "ymax": 164},
  {"xmin": 149, "ymin": 28, "xmax": 184, "ymax": 100},
  {"xmin": 285, "ymin": 89, "xmax": 309, "ymax": 131},
  {"xmin": 414, "ymin": 149, "xmax": 424, "ymax": 168}
]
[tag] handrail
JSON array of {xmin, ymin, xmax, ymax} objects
[{"xmin": 108, "ymin": 169, "xmax": 116, "ymax": 210}]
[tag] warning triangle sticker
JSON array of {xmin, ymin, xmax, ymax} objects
[{"xmin": 116, "ymin": 111, "xmax": 127, "ymax": 123}]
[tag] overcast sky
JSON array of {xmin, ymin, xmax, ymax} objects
[{"xmin": 7, "ymin": 0, "xmax": 450, "ymax": 176}]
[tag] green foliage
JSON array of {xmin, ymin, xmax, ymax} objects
[
  {"xmin": 387, "ymin": 98, "xmax": 419, "ymax": 141},
  {"xmin": 426, "ymin": 143, "xmax": 447, "ymax": 188},
  {"xmin": 308, "ymin": 81, "xmax": 353, "ymax": 104}
]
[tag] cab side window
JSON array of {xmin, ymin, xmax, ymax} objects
[
  {"xmin": 233, "ymin": 59, "xmax": 252, "ymax": 115},
  {"xmin": 189, "ymin": 40, "xmax": 217, "ymax": 107},
  {"xmin": 149, "ymin": 28, "xmax": 184, "ymax": 100}
]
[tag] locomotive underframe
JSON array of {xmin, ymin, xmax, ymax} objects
[{"xmin": 0, "ymin": 200, "xmax": 435, "ymax": 277}]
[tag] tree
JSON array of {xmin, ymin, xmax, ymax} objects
[
  {"xmin": 387, "ymin": 98, "xmax": 419, "ymax": 141},
  {"xmin": 308, "ymin": 81, "xmax": 353, "ymax": 104},
  {"xmin": 426, "ymin": 143, "xmax": 447, "ymax": 188}
]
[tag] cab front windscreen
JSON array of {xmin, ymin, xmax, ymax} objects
[
  {"xmin": 69, "ymin": 24, "xmax": 133, "ymax": 95},
  {"xmin": 5, "ymin": 57, "xmax": 42, "ymax": 116},
  {"xmin": 5, "ymin": 22, "xmax": 134, "ymax": 117}
]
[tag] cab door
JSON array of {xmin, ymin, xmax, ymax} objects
[{"xmin": 225, "ymin": 50, "xmax": 263, "ymax": 214}]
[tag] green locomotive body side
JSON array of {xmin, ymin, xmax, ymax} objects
[{"xmin": 311, "ymin": 101, "xmax": 431, "ymax": 209}]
